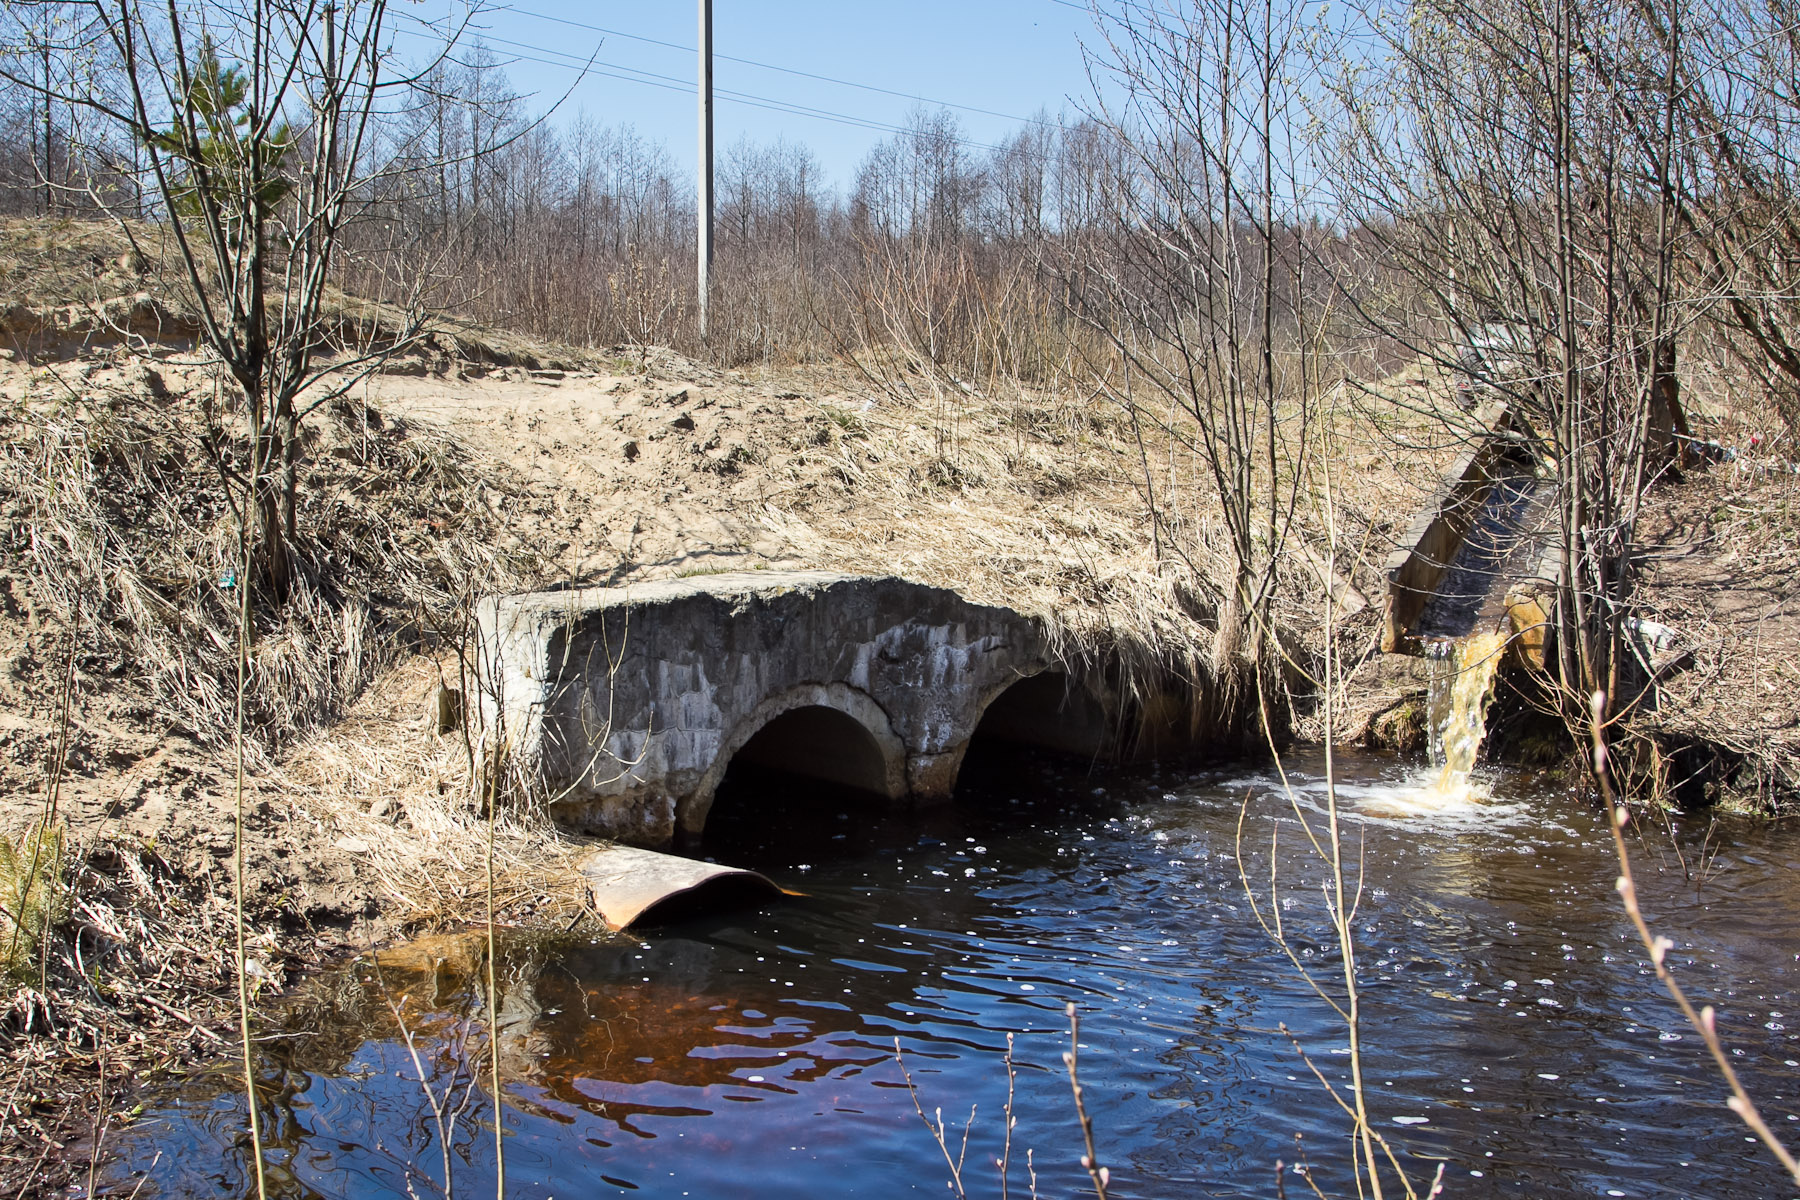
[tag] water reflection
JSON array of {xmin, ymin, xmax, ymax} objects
[{"xmin": 112, "ymin": 748, "xmax": 1800, "ymax": 1199}]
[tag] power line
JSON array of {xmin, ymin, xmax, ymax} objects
[
  {"xmin": 392, "ymin": 20, "xmax": 1028, "ymax": 155},
  {"xmin": 496, "ymin": 4, "xmax": 1061, "ymax": 129},
  {"xmin": 485, "ymin": 30, "xmax": 981, "ymax": 140},
  {"xmin": 1048, "ymin": 0, "xmax": 1181, "ymax": 24}
]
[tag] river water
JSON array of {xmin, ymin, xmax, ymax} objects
[{"xmin": 114, "ymin": 747, "xmax": 1800, "ymax": 1198}]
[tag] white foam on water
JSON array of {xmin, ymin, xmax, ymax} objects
[
  {"xmin": 1278, "ymin": 767, "xmax": 1533, "ymax": 832},
  {"xmin": 1174, "ymin": 756, "xmax": 1552, "ymax": 835}
]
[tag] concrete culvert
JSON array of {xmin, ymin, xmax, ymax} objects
[
  {"xmin": 700, "ymin": 702, "xmax": 905, "ymax": 848},
  {"xmin": 969, "ymin": 672, "xmax": 1111, "ymax": 759},
  {"xmin": 731, "ymin": 704, "xmax": 896, "ymax": 797}
]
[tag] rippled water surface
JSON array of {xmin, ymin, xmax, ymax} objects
[{"xmin": 116, "ymin": 748, "xmax": 1800, "ymax": 1198}]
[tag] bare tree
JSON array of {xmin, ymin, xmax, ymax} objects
[
  {"xmin": 1059, "ymin": 0, "xmax": 1330, "ymax": 723},
  {"xmin": 1320, "ymin": 0, "xmax": 1692, "ymax": 749},
  {"xmin": 1652, "ymin": 0, "xmax": 1800, "ymax": 430},
  {"xmin": 0, "ymin": 0, "xmax": 460, "ymax": 595}
]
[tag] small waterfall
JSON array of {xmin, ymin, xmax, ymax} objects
[{"xmin": 1426, "ymin": 627, "xmax": 1508, "ymax": 798}]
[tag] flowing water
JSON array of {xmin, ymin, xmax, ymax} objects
[
  {"xmin": 111, "ymin": 747, "xmax": 1800, "ymax": 1199},
  {"xmin": 1427, "ymin": 628, "xmax": 1509, "ymax": 799}
]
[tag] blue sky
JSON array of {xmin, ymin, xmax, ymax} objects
[{"xmin": 421, "ymin": 1, "xmax": 1106, "ymax": 191}]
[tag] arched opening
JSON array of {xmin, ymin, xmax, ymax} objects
[
  {"xmin": 730, "ymin": 704, "xmax": 894, "ymax": 795},
  {"xmin": 955, "ymin": 672, "xmax": 1114, "ymax": 799},
  {"xmin": 701, "ymin": 704, "xmax": 901, "ymax": 862},
  {"xmin": 972, "ymin": 672, "xmax": 1111, "ymax": 756}
]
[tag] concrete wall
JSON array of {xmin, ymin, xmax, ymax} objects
[
  {"xmin": 476, "ymin": 572, "xmax": 1076, "ymax": 846},
  {"xmin": 1382, "ymin": 403, "xmax": 1528, "ymax": 653}
]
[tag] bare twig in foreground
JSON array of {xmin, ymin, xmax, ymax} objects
[
  {"xmin": 1591, "ymin": 690, "xmax": 1800, "ymax": 1186},
  {"xmin": 893, "ymin": 1038, "xmax": 974, "ymax": 1200},
  {"xmin": 1063, "ymin": 1003, "xmax": 1110, "ymax": 1200}
]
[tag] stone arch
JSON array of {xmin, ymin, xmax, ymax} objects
[
  {"xmin": 679, "ymin": 682, "xmax": 908, "ymax": 839},
  {"xmin": 908, "ymin": 669, "xmax": 1115, "ymax": 802},
  {"xmin": 969, "ymin": 670, "xmax": 1112, "ymax": 757}
]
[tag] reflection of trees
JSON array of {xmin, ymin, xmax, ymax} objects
[
  {"xmin": 124, "ymin": 931, "xmax": 551, "ymax": 1198},
  {"xmin": 264, "ymin": 930, "xmax": 549, "ymax": 1077},
  {"xmin": 166, "ymin": 926, "xmax": 913, "ymax": 1170},
  {"xmin": 133, "ymin": 802, "xmax": 1180, "ymax": 1190},
  {"xmin": 509, "ymin": 971, "xmax": 890, "ymax": 1141}
]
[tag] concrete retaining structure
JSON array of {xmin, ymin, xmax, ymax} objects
[
  {"xmin": 476, "ymin": 571, "xmax": 1131, "ymax": 847},
  {"xmin": 1382, "ymin": 403, "xmax": 1532, "ymax": 652}
]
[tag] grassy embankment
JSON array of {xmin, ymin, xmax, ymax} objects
[
  {"xmin": 0, "ymin": 214, "xmax": 1439, "ymax": 1193},
  {"xmin": 5, "ymin": 212, "xmax": 1793, "ymax": 1190}
]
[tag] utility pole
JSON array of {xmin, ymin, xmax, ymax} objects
[{"xmin": 697, "ymin": 0, "xmax": 714, "ymax": 343}]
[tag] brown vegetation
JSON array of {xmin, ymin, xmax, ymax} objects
[
  {"xmin": 0, "ymin": 215, "xmax": 1438, "ymax": 1194},
  {"xmin": 1, "ymin": 0, "xmax": 1799, "ymax": 1188},
  {"xmin": 1633, "ymin": 428, "xmax": 1800, "ymax": 807}
]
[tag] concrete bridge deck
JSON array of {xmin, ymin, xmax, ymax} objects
[{"xmin": 476, "ymin": 571, "xmax": 1148, "ymax": 848}]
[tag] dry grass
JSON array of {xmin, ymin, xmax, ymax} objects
[
  {"xmin": 0, "ymin": 339, "xmax": 592, "ymax": 1194},
  {"xmin": 0, "ymin": 821, "xmax": 66, "ymax": 984},
  {"xmin": 0, "ymin": 357, "xmax": 553, "ymax": 763},
  {"xmin": 0, "ymin": 217, "xmax": 191, "ymax": 319},
  {"xmin": 0, "ymin": 831, "xmax": 279, "ymax": 1197},
  {"xmin": 0, "ymin": 217, "xmax": 588, "ymax": 377},
  {"xmin": 263, "ymin": 653, "xmax": 596, "ymax": 931},
  {"xmin": 1633, "ymin": 422, "xmax": 1800, "ymax": 809},
  {"xmin": 761, "ymin": 384, "xmax": 1219, "ymax": 674},
  {"xmin": 755, "ymin": 360, "xmax": 1459, "ymax": 715}
]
